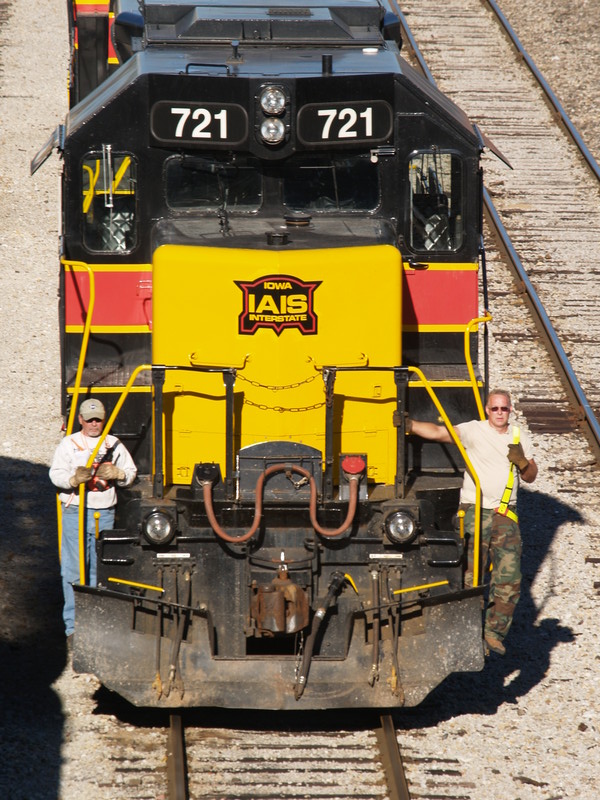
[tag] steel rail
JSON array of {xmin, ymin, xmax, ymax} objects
[
  {"xmin": 484, "ymin": 0, "xmax": 600, "ymax": 184},
  {"xmin": 391, "ymin": 0, "xmax": 600, "ymax": 462},
  {"xmin": 167, "ymin": 713, "xmax": 189, "ymax": 800},
  {"xmin": 376, "ymin": 714, "xmax": 411, "ymax": 800}
]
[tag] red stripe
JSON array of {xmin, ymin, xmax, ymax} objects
[
  {"xmin": 108, "ymin": 17, "xmax": 117, "ymax": 60},
  {"xmin": 74, "ymin": 2, "xmax": 109, "ymax": 13},
  {"xmin": 65, "ymin": 268, "xmax": 476, "ymax": 329},
  {"xmin": 65, "ymin": 270, "xmax": 152, "ymax": 328},
  {"xmin": 403, "ymin": 270, "xmax": 478, "ymax": 325}
]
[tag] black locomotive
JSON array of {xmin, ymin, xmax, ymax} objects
[{"xmin": 33, "ymin": 0, "xmax": 496, "ymax": 709}]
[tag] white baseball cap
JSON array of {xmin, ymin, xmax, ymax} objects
[{"xmin": 79, "ymin": 399, "xmax": 106, "ymax": 421}]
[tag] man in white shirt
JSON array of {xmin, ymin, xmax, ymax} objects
[
  {"xmin": 50, "ymin": 398, "xmax": 137, "ymax": 640},
  {"xmin": 407, "ymin": 389, "xmax": 537, "ymax": 656}
]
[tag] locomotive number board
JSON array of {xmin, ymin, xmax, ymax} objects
[
  {"xmin": 297, "ymin": 101, "xmax": 393, "ymax": 145},
  {"xmin": 150, "ymin": 102, "xmax": 249, "ymax": 145}
]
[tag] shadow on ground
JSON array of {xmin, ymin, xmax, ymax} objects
[
  {"xmin": 0, "ymin": 458, "xmax": 66, "ymax": 800},
  {"xmin": 393, "ymin": 487, "xmax": 583, "ymax": 730}
]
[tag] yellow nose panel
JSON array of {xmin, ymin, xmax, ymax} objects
[{"xmin": 152, "ymin": 244, "xmax": 402, "ymax": 487}]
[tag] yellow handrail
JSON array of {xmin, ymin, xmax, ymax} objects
[
  {"xmin": 407, "ymin": 365, "xmax": 483, "ymax": 588},
  {"xmin": 57, "ymin": 308, "xmax": 491, "ymax": 588},
  {"xmin": 64, "ymin": 261, "xmax": 96, "ymax": 434},
  {"xmin": 75, "ymin": 364, "xmax": 152, "ymax": 584},
  {"xmin": 56, "ymin": 261, "xmax": 96, "ymax": 563},
  {"xmin": 82, "ymin": 161, "xmax": 100, "ymax": 215},
  {"xmin": 82, "ymin": 157, "xmax": 133, "ymax": 215},
  {"xmin": 464, "ymin": 313, "xmax": 492, "ymax": 420}
]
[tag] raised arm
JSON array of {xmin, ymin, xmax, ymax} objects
[{"xmin": 407, "ymin": 418, "xmax": 453, "ymax": 444}]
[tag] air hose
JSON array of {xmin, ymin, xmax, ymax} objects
[{"xmin": 294, "ymin": 570, "xmax": 347, "ymax": 700}]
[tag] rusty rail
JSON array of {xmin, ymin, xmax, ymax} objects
[
  {"xmin": 376, "ymin": 714, "xmax": 411, "ymax": 800},
  {"xmin": 167, "ymin": 713, "xmax": 189, "ymax": 800}
]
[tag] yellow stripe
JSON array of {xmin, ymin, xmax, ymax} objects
[
  {"xmin": 67, "ymin": 386, "xmax": 150, "ymax": 395},
  {"xmin": 63, "ymin": 262, "xmax": 151, "ymax": 273},
  {"xmin": 108, "ymin": 577, "xmax": 164, "ymax": 593},
  {"xmin": 66, "ymin": 325, "xmax": 151, "ymax": 333},
  {"xmin": 409, "ymin": 379, "xmax": 483, "ymax": 388},
  {"xmin": 65, "ymin": 261, "xmax": 472, "ymax": 274},
  {"xmin": 403, "ymin": 262, "xmax": 478, "ymax": 272},
  {"xmin": 67, "ymin": 381, "xmax": 480, "ymax": 393},
  {"xmin": 403, "ymin": 324, "xmax": 474, "ymax": 332},
  {"xmin": 393, "ymin": 579, "xmax": 449, "ymax": 595}
]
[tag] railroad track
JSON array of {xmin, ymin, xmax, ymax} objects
[
  {"xmin": 397, "ymin": 0, "xmax": 600, "ymax": 456},
  {"xmin": 166, "ymin": 711, "xmax": 410, "ymax": 800}
]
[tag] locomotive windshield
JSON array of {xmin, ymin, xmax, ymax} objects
[
  {"xmin": 164, "ymin": 152, "xmax": 379, "ymax": 215},
  {"xmin": 282, "ymin": 153, "xmax": 379, "ymax": 212},
  {"xmin": 165, "ymin": 155, "xmax": 263, "ymax": 211}
]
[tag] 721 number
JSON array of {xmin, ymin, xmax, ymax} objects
[{"xmin": 317, "ymin": 107, "xmax": 373, "ymax": 139}]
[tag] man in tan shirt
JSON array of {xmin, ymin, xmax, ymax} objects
[{"xmin": 407, "ymin": 389, "xmax": 537, "ymax": 656}]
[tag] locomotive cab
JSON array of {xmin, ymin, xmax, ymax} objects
[{"xmin": 36, "ymin": 0, "xmax": 491, "ymax": 709}]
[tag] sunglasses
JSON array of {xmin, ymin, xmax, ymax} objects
[
  {"xmin": 489, "ymin": 406, "xmax": 510, "ymax": 412},
  {"xmin": 84, "ymin": 418, "xmax": 103, "ymax": 423}
]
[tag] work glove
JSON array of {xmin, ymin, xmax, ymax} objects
[
  {"xmin": 95, "ymin": 463, "xmax": 126, "ymax": 481},
  {"xmin": 69, "ymin": 466, "xmax": 92, "ymax": 487},
  {"xmin": 507, "ymin": 443, "xmax": 529, "ymax": 471}
]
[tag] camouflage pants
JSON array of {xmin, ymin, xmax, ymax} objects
[{"xmin": 462, "ymin": 504, "xmax": 522, "ymax": 643}]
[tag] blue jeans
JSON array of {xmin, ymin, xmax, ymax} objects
[{"xmin": 60, "ymin": 505, "xmax": 115, "ymax": 636}]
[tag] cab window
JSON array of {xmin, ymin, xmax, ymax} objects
[
  {"xmin": 282, "ymin": 153, "xmax": 379, "ymax": 212},
  {"xmin": 409, "ymin": 150, "xmax": 463, "ymax": 251},
  {"xmin": 165, "ymin": 155, "xmax": 262, "ymax": 211},
  {"xmin": 82, "ymin": 148, "xmax": 137, "ymax": 252}
]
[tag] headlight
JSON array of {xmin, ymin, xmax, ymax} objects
[
  {"xmin": 143, "ymin": 510, "xmax": 176, "ymax": 546},
  {"xmin": 384, "ymin": 511, "xmax": 417, "ymax": 545},
  {"xmin": 260, "ymin": 117, "xmax": 286, "ymax": 144},
  {"xmin": 260, "ymin": 85, "xmax": 286, "ymax": 115}
]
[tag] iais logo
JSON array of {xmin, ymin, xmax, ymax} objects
[{"xmin": 235, "ymin": 275, "xmax": 321, "ymax": 336}]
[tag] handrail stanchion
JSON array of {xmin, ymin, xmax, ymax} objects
[
  {"xmin": 464, "ymin": 314, "xmax": 492, "ymax": 420},
  {"xmin": 64, "ymin": 260, "xmax": 96, "ymax": 434},
  {"xmin": 323, "ymin": 368, "xmax": 336, "ymax": 501},
  {"xmin": 57, "ymin": 260, "xmax": 96, "ymax": 579},
  {"xmin": 223, "ymin": 370, "xmax": 236, "ymax": 501},
  {"xmin": 394, "ymin": 368, "xmax": 409, "ymax": 499},
  {"xmin": 152, "ymin": 367, "xmax": 165, "ymax": 499}
]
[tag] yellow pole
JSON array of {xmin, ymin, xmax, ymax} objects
[
  {"xmin": 457, "ymin": 508, "xmax": 465, "ymax": 539},
  {"xmin": 57, "ymin": 261, "xmax": 96, "ymax": 576},
  {"xmin": 464, "ymin": 313, "xmax": 492, "ymax": 421}
]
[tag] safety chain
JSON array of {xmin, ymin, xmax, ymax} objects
[
  {"xmin": 242, "ymin": 397, "xmax": 325, "ymax": 413},
  {"xmin": 236, "ymin": 372, "xmax": 320, "ymax": 391}
]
